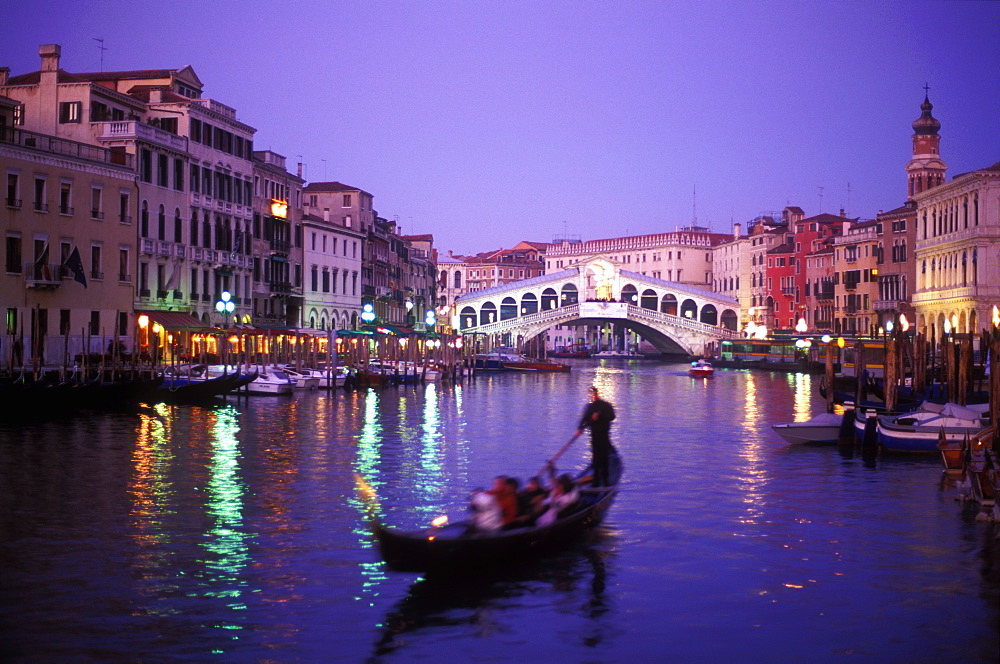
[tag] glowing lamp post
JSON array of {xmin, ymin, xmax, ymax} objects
[
  {"xmin": 360, "ymin": 303, "xmax": 376, "ymax": 325},
  {"xmin": 215, "ymin": 291, "xmax": 235, "ymax": 326}
]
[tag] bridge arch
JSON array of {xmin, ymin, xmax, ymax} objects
[
  {"xmin": 640, "ymin": 289, "xmax": 658, "ymax": 310},
  {"xmin": 541, "ymin": 288, "xmax": 558, "ymax": 310},
  {"xmin": 561, "ymin": 283, "xmax": 579, "ymax": 305},
  {"xmin": 480, "ymin": 302, "xmax": 497, "ymax": 326},
  {"xmin": 680, "ymin": 298, "xmax": 698, "ymax": 319},
  {"xmin": 700, "ymin": 304, "xmax": 718, "ymax": 326},
  {"xmin": 453, "ymin": 256, "xmax": 740, "ymax": 355},
  {"xmin": 501, "ymin": 297, "xmax": 517, "ymax": 320},
  {"xmin": 520, "ymin": 292, "xmax": 538, "ymax": 315}
]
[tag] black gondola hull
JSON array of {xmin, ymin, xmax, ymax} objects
[{"xmin": 368, "ymin": 448, "xmax": 622, "ymax": 574}]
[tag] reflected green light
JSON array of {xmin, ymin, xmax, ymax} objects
[{"xmin": 199, "ymin": 406, "xmax": 253, "ymax": 605}]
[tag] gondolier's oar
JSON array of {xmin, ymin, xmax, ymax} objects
[{"xmin": 540, "ymin": 431, "xmax": 582, "ymax": 475}]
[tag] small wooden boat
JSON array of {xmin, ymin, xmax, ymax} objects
[
  {"xmin": 772, "ymin": 412, "xmax": 843, "ymax": 444},
  {"xmin": 688, "ymin": 359, "xmax": 714, "ymax": 377},
  {"xmin": 359, "ymin": 445, "xmax": 622, "ymax": 574}
]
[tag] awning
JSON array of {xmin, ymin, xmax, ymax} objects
[{"xmin": 137, "ymin": 311, "xmax": 210, "ymax": 331}]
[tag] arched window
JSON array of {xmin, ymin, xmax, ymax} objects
[
  {"xmin": 158, "ymin": 204, "xmax": 166, "ymax": 240},
  {"xmin": 454, "ymin": 271, "xmax": 462, "ymax": 288},
  {"xmin": 140, "ymin": 200, "xmax": 149, "ymax": 237},
  {"xmin": 460, "ymin": 306, "xmax": 476, "ymax": 330},
  {"xmin": 640, "ymin": 289, "xmax": 657, "ymax": 310},
  {"xmin": 500, "ymin": 297, "xmax": 517, "ymax": 320},
  {"xmin": 560, "ymin": 283, "xmax": 578, "ymax": 305},
  {"xmin": 520, "ymin": 293, "xmax": 538, "ymax": 315},
  {"xmin": 661, "ymin": 294, "xmax": 678, "ymax": 315}
]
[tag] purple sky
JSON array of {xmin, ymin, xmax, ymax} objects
[{"xmin": 6, "ymin": 1, "xmax": 999, "ymax": 254}]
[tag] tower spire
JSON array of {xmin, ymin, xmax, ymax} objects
[{"xmin": 905, "ymin": 88, "xmax": 946, "ymax": 199}]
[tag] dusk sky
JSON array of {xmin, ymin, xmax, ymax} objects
[{"xmin": 5, "ymin": 1, "xmax": 999, "ymax": 254}]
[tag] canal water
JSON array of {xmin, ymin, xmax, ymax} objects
[{"xmin": 1, "ymin": 361, "xmax": 997, "ymax": 663}]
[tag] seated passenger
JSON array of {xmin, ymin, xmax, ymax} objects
[
  {"xmin": 488, "ymin": 475, "xmax": 519, "ymax": 527},
  {"xmin": 536, "ymin": 474, "xmax": 579, "ymax": 527},
  {"xmin": 468, "ymin": 488, "xmax": 503, "ymax": 532},
  {"xmin": 514, "ymin": 476, "xmax": 548, "ymax": 526}
]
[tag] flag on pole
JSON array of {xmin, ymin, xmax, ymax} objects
[{"xmin": 64, "ymin": 246, "xmax": 87, "ymax": 287}]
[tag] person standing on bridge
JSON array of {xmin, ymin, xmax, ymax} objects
[{"xmin": 576, "ymin": 386, "xmax": 616, "ymax": 487}]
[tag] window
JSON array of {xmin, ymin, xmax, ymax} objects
[
  {"xmin": 12, "ymin": 104, "xmax": 24, "ymax": 125},
  {"xmin": 174, "ymin": 159, "xmax": 184, "ymax": 191},
  {"xmin": 58, "ymin": 101, "xmax": 81, "ymax": 123},
  {"xmin": 157, "ymin": 154, "xmax": 168, "ymax": 187},
  {"xmin": 33, "ymin": 177, "xmax": 47, "ymax": 212},
  {"xmin": 5, "ymin": 234, "xmax": 22, "ymax": 273},
  {"xmin": 90, "ymin": 245, "xmax": 102, "ymax": 280},
  {"xmin": 140, "ymin": 149, "xmax": 152, "ymax": 183},
  {"xmin": 59, "ymin": 182, "xmax": 72, "ymax": 214},
  {"xmin": 6, "ymin": 172, "xmax": 19, "ymax": 208},
  {"xmin": 119, "ymin": 192, "xmax": 130, "ymax": 224},
  {"xmin": 119, "ymin": 248, "xmax": 130, "ymax": 281},
  {"xmin": 90, "ymin": 187, "xmax": 103, "ymax": 219},
  {"xmin": 342, "ymin": 194, "xmax": 352, "ymax": 208},
  {"xmin": 89, "ymin": 311, "xmax": 100, "ymax": 336},
  {"xmin": 190, "ymin": 164, "xmax": 200, "ymax": 192}
]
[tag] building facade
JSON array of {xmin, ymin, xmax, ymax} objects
[
  {"xmin": 1, "ymin": 93, "xmax": 137, "ymax": 367},
  {"xmin": 911, "ymin": 162, "xmax": 1000, "ymax": 338}
]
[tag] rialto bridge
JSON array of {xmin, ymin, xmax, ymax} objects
[{"xmin": 454, "ymin": 257, "xmax": 741, "ymax": 356}]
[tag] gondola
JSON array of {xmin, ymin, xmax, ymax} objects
[{"xmin": 358, "ymin": 445, "xmax": 622, "ymax": 574}]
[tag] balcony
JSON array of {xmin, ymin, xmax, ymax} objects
[
  {"xmin": 6, "ymin": 198, "xmax": 21, "ymax": 209},
  {"xmin": 269, "ymin": 280, "xmax": 293, "ymax": 295},
  {"xmin": 91, "ymin": 209, "xmax": 104, "ymax": 220},
  {"xmin": 95, "ymin": 120, "xmax": 187, "ymax": 152},
  {"xmin": 33, "ymin": 202, "xmax": 49, "ymax": 213},
  {"xmin": 119, "ymin": 214, "xmax": 132, "ymax": 225},
  {"xmin": 1, "ymin": 126, "xmax": 134, "ymax": 168},
  {"xmin": 23, "ymin": 262, "xmax": 63, "ymax": 290},
  {"xmin": 269, "ymin": 239, "xmax": 291, "ymax": 253}
]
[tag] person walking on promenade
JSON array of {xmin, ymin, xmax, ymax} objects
[{"xmin": 576, "ymin": 386, "xmax": 616, "ymax": 487}]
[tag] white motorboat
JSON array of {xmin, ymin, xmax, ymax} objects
[
  {"xmin": 281, "ymin": 367, "xmax": 320, "ymax": 390},
  {"xmin": 772, "ymin": 412, "xmax": 844, "ymax": 445},
  {"xmin": 243, "ymin": 366, "xmax": 294, "ymax": 395}
]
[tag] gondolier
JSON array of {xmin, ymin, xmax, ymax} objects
[{"xmin": 577, "ymin": 386, "xmax": 616, "ymax": 487}]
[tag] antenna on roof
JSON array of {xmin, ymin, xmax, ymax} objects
[
  {"xmin": 93, "ymin": 38, "xmax": 106, "ymax": 72},
  {"xmin": 817, "ymin": 186, "xmax": 824, "ymax": 213},
  {"xmin": 846, "ymin": 182, "xmax": 852, "ymax": 217},
  {"xmin": 321, "ymin": 159, "xmax": 327, "ymax": 180},
  {"xmin": 692, "ymin": 185, "xmax": 697, "ymax": 227}
]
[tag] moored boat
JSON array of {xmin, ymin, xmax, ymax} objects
[
  {"xmin": 772, "ymin": 412, "xmax": 844, "ymax": 445},
  {"xmin": 877, "ymin": 402, "xmax": 989, "ymax": 453},
  {"xmin": 359, "ymin": 445, "xmax": 622, "ymax": 574}
]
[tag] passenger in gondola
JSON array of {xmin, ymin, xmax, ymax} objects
[
  {"xmin": 468, "ymin": 488, "xmax": 503, "ymax": 532},
  {"xmin": 488, "ymin": 475, "xmax": 519, "ymax": 526},
  {"xmin": 508, "ymin": 475, "xmax": 547, "ymax": 527},
  {"xmin": 536, "ymin": 473, "xmax": 579, "ymax": 527}
]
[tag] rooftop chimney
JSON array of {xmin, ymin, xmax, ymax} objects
[
  {"xmin": 39, "ymin": 44, "xmax": 61, "ymax": 72},
  {"xmin": 0, "ymin": 67, "xmax": 8, "ymax": 86},
  {"xmin": 733, "ymin": 223, "xmax": 741, "ymax": 239},
  {"xmin": 839, "ymin": 208, "xmax": 845, "ymax": 217}
]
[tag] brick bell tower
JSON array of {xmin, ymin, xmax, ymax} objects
[{"xmin": 905, "ymin": 87, "xmax": 947, "ymax": 199}]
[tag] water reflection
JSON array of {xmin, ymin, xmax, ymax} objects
[{"xmin": 369, "ymin": 536, "xmax": 616, "ymax": 662}]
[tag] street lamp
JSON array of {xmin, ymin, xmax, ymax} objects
[
  {"xmin": 215, "ymin": 290, "xmax": 235, "ymax": 326},
  {"xmin": 361, "ymin": 302, "xmax": 376, "ymax": 325}
]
